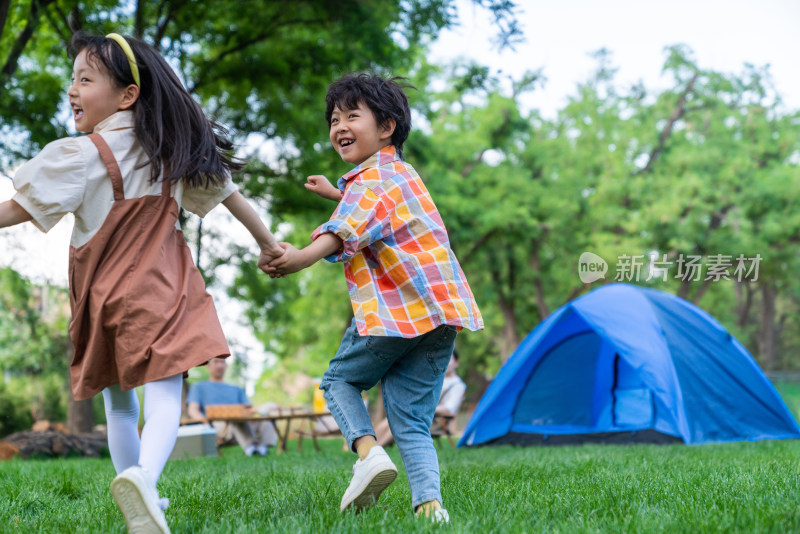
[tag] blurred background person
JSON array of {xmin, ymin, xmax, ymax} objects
[{"xmin": 186, "ymin": 358, "xmax": 277, "ymax": 456}]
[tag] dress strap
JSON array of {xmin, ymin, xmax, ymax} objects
[{"xmin": 88, "ymin": 133, "xmax": 124, "ymax": 201}]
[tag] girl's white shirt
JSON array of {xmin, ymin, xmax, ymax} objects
[{"xmin": 12, "ymin": 110, "xmax": 237, "ymax": 248}]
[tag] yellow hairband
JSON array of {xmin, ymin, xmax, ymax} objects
[{"xmin": 105, "ymin": 33, "xmax": 140, "ymax": 87}]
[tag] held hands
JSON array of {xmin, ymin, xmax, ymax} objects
[
  {"xmin": 263, "ymin": 176, "xmax": 339, "ymax": 278},
  {"xmin": 261, "ymin": 230, "xmax": 343, "ymax": 278},
  {"xmin": 257, "ymin": 243, "xmax": 286, "ymax": 273},
  {"xmin": 261, "ymin": 242, "xmax": 307, "ymax": 278},
  {"xmin": 305, "ymin": 175, "xmax": 342, "ymax": 201}
]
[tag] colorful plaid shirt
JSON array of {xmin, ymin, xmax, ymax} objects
[{"xmin": 311, "ymin": 146, "xmax": 483, "ymax": 338}]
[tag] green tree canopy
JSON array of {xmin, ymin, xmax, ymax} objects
[
  {"xmin": 0, "ymin": 0, "xmax": 520, "ymax": 168},
  {"xmin": 238, "ymin": 46, "xmax": 800, "ymax": 387}
]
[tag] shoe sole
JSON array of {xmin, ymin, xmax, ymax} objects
[
  {"xmin": 110, "ymin": 476, "xmax": 170, "ymax": 534},
  {"xmin": 341, "ymin": 467, "xmax": 398, "ymax": 512}
]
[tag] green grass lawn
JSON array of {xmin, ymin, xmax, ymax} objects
[{"xmin": 2, "ymin": 436, "xmax": 800, "ymax": 533}]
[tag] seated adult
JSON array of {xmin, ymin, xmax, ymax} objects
[
  {"xmin": 375, "ymin": 351, "xmax": 466, "ymax": 447},
  {"xmin": 186, "ymin": 357, "xmax": 277, "ymax": 456},
  {"xmin": 312, "ymin": 394, "xmax": 368, "ymax": 435}
]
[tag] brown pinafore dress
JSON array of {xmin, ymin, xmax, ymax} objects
[{"xmin": 67, "ymin": 133, "xmax": 230, "ymax": 401}]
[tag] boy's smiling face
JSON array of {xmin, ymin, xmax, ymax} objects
[{"xmin": 329, "ymin": 101, "xmax": 395, "ymax": 165}]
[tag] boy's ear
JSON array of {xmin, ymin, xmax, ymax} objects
[
  {"xmin": 118, "ymin": 84, "xmax": 140, "ymax": 110},
  {"xmin": 380, "ymin": 118, "xmax": 396, "ymax": 141}
]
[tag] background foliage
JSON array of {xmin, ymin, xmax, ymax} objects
[
  {"xmin": 1, "ymin": 1, "xmax": 799, "ymax": 429},
  {"xmin": 0, "ymin": 267, "xmax": 71, "ymax": 434}
]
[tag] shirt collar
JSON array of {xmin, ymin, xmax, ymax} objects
[
  {"xmin": 93, "ymin": 110, "xmax": 134, "ymax": 133},
  {"xmin": 337, "ymin": 145, "xmax": 400, "ymax": 191}
]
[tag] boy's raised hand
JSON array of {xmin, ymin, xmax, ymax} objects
[{"xmin": 305, "ymin": 175, "xmax": 342, "ymax": 201}]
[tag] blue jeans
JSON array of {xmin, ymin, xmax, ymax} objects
[{"xmin": 321, "ymin": 319, "xmax": 458, "ymax": 509}]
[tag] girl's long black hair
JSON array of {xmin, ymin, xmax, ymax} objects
[{"xmin": 70, "ymin": 32, "xmax": 243, "ymax": 187}]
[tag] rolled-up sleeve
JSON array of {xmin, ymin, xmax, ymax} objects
[
  {"xmin": 12, "ymin": 138, "xmax": 86, "ymax": 233},
  {"xmin": 181, "ymin": 176, "xmax": 237, "ymax": 218},
  {"xmin": 311, "ymin": 184, "xmax": 389, "ymax": 262}
]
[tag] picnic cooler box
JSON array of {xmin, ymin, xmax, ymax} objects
[{"xmin": 169, "ymin": 424, "xmax": 217, "ymax": 460}]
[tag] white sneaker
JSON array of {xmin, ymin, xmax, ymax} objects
[
  {"xmin": 416, "ymin": 504, "xmax": 450, "ymax": 523},
  {"xmin": 432, "ymin": 509, "xmax": 450, "ymax": 524},
  {"xmin": 340, "ymin": 445, "xmax": 398, "ymax": 512},
  {"xmin": 255, "ymin": 445, "xmax": 268, "ymax": 456},
  {"xmin": 110, "ymin": 466, "xmax": 170, "ymax": 533},
  {"xmin": 244, "ymin": 444, "xmax": 256, "ymax": 456}
]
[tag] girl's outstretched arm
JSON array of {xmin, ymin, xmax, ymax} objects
[
  {"xmin": 0, "ymin": 200, "xmax": 32, "ymax": 228},
  {"xmin": 221, "ymin": 192, "xmax": 284, "ymax": 266}
]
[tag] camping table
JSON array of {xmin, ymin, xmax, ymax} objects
[{"xmin": 183, "ymin": 410, "xmax": 332, "ymax": 455}]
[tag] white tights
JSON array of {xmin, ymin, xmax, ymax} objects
[{"xmin": 102, "ymin": 373, "xmax": 183, "ymax": 483}]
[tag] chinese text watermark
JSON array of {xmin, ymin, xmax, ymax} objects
[{"xmin": 578, "ymin": 252, "xmax": 761, "ymax": 283}]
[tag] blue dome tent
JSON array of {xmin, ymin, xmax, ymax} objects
[{"xmin": 460, "ymin": 283, "xmax": 800, "ymax": 447}]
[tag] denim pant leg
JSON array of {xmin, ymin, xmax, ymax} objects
[
  {"xmin": 382, "ymin": 325, "xmax": 457, "ymax": 509},
  {"xmin": 321, "ymin": 320, "xmax": 396, "ymax": 451}
]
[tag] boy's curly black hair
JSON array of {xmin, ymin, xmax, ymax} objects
[{"xmin": 325, "ymin": 73, "xmax": 414, "ymax": 159}]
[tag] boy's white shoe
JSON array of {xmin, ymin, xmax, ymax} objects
[
  {"xmin": 432, "ymin": 508, "xmax": 450, "ymax": 524},
  {"xmin": 110, "ymin": 466, "xmax": 170, "ymax": 534},
  {"xmin": 340, "ymin": 445, "xmax": 398, "ymax": 511},
  {"xmin": 417, "ymin": 504, "xmax": 450, "ymax": 523}
]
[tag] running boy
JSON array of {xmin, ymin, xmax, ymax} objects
[{"xmin": 266, "ymin": 73, "xmax": 482, "ymax": 522}]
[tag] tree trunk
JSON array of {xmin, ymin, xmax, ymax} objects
[
  {"xmin": 688, "ymin": 279, "xmax": 712, "ymax": 305},
  {"xmin": 758, "ymin": 285, "xmax": 777, "ymax": 371},
  {"xmin": 498, "ymin": 299, "xmax": 519, "ymax": 363},
  {"xmin": 678, "ymin": 279, "xmax": 691, "ymax": 301},
  {"xmin": 1, "ymin": 0, "xmax": 56, "ymax": 82},
  {"xmin": 67, "ymin": 390, "xmax": 94, "ymax": 434},
  {"xmin": 735, "ymin": 280, "xmax": 754, "ymax": 328},
  {"xmin": 0, "ymin": 0, "xmax": 11, "ymax": 45},
  {"xmin": 488, "ymin": 253, "xmax": 520, "ymax": 362},
  {"xmin": 490, "ymin": 268, "xmax": 519, "ymax": 361},
  {"xmin": 530, "ymin": 245, "xmax": 549, "ymax": 319},
  {"xmin": 66, "ymin": 345, "xmax": 94, "ymax": 434},
  {"xmin": 639, "ymin": 72, "xmax": 698, "ymax": 175}
]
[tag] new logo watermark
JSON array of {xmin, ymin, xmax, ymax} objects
[
  {"xmin": 578, "ymin": 252, "xmax": 608, "ymax": 283},
  {"xmin": 577, "ymin": 252, "xmax": 762, "ymax": 283}
]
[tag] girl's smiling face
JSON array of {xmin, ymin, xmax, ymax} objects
[
  {"xmin": 329, "ymin": 101, "xmax": 395, "ymax": 165},
  {"xmin": 68, "ymin": 50, "xmax": 129, "ymax": 132}
]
